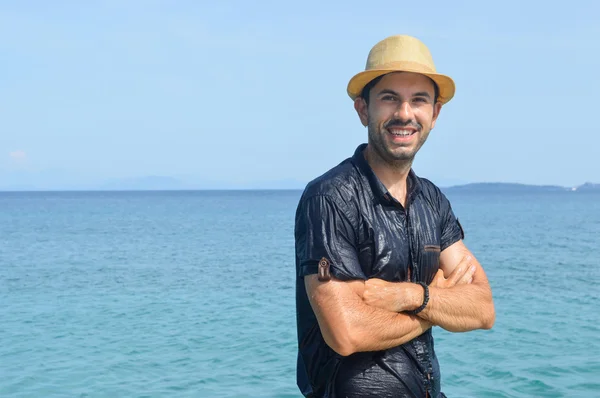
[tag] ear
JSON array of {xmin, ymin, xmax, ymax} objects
[
  {"xmin": 430, "ymin": 102, "xmax": 442, "ymax": 130},
  {"xmin": 354, "ymin": 97, "xmax": 369, "ymax": 127}
]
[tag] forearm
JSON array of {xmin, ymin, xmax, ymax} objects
[
  {"xmin": 306, "ymin": 276, "xmax": 431, "ymax": 356},
  {"xmin": 347, "ymin": 302, "xmax": 432, "ymax": 353},
  {"xmin": 417, "ymin": 283, "xmax": 495, "ymax": 332}
]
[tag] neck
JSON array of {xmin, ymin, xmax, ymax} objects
[{"xmin": 364, "ymin": 145, "xmax": 412, "ymax": 206}]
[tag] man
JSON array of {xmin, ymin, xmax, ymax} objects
[{"xmin": 294, "ymin": 35, "xmax": 495, "ymax": 397}]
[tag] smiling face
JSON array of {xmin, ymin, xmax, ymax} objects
[{"xmin": 354, "ymin": 72, "xmax": 442, "ymax": 167}]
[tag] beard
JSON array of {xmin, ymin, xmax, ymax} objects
[{"xmin": 367, "ymin": 116, "xmax": 429, "ymax": 168}]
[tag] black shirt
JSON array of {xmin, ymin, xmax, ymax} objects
[{"xmin": 294, "ymin": 144, "xmax": 464, "ymax": 397}]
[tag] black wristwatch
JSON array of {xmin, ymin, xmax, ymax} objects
[{"xmin": 407, "ymin": 282, "xmax": 429, "ymax": 315}]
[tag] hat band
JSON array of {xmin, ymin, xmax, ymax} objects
[{"xmin": 366, "ymin": 60, "xmax": 436, "ymax": 74}]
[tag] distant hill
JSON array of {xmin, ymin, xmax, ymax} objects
[
  {"xmin": 444, "ymin": 182, "xmax": 600, "ymax": 193},
  {"xmin": 576, "ymin": 182, "xmax": 600, "ymax": 191},
  {"xmin": 444, "ymin": 182, "xmax": 568, "ymax": 192},
  {"xmin": 1, "ymin": 172, "xmax": 598, "ymax": 192}
]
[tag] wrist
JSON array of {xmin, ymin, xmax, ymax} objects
[
  {"xmin": 407, "ymin": 282, "xmax": 429, "ymax": 315},
  {"xmin": 393, "ymin": 282, "xmax": 422, "ymax": 312},
  {"xmin": 410, "ymin": 283, "xmax": 424, "ymax": 310}
]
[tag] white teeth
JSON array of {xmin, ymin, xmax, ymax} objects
[{"xmin": 389, "ymin": 129, "xmax": 414, "ymax": 136}]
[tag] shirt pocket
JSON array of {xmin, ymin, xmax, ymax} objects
[{"xmin": 421, "ymin": 244, "xmax": 441, "ymax": 283}]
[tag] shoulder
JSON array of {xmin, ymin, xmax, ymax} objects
[
  {"xmin": 299, "ymin": 157, "xmax": 362, "ymax": 209},
  {"xmin": 416, "ymin": 176, "xmax": 445, "ymax": 200},
  {"xmin": 415, "ymin": 176, "xmax": 453, "ymax": 212}
]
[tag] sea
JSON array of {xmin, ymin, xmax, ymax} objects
[{"xmin": 1, "ymin": 189, "xmax": 599, "ymax": 398}]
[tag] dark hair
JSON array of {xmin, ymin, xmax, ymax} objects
[{"xmin": 360, "ymin": 73, "xmax": 440, "ymax": 105}]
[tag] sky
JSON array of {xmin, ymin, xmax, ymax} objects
[{"xmin": 1, "ymin": 0, "xmax": 599, "ymax": 189}]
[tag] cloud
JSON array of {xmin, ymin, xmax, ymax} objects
[
  {"xmin": 9, "ymin": 150, "xmax": 27, "ymax": 161},
  {"xmin": 4, "ymin": 150, "xmax": 29, "ymax": 171}
]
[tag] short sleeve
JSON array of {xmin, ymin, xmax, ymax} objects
[
  {"xmin": 295, "ymin": 194, "xmax": 365, "ymax": 280},
  {"xmin": 439, "ymin": 193, "xmax": 465, "ymax": 251}
]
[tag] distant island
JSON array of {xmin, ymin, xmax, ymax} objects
[{"xmin": 443, "ymin": 182, "xmax": 600, "ymax": 193}]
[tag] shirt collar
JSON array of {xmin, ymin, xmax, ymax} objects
[{"xmin": 351, "ymin": 143, "xmax": 422, "ymax": 206}]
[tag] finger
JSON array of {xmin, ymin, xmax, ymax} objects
[
  {"xmin": 447, "ymin": 255, "xmax": 472, "ymax": 284},
  {"xmin": 366, "ymin": 278, "xmax": 384, "ymax": 287},
  {"xmin": 457, "ymin": 265, "xmax": 476, "ymax": 285}
]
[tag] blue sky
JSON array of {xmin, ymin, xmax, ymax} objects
[{"xmin": 1, "ymin": 1, "xmax": 599, "ymax": 189}]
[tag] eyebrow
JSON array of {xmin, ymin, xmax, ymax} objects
[
  {"xmin": 413, "ymin": 91, "xmax": 432, "ymax": 98},
  {"xmin": 377, "ymin": 89, "xmax": 431, "ymax": 99},
  {"xmin": 377, "ymin": 89, "xmax": 399, "ymax": 97}
]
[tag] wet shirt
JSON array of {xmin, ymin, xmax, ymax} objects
[{"xmin": 295, "ymin": 144, "xmax": 464, "ymax": 397}]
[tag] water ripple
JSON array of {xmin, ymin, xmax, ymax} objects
[{"xmin": 1, "ymin": 190, "xmax": 599, "ymax": 396}]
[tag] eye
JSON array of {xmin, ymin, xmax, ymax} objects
[
  {"xmin": 381, "ymin": 95, "xmax": 398, "ymax": 102},
  {"xmin": 413, "ymin": 97, "xmax": 428, "ymax": 103}
]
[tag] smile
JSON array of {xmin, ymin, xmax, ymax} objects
[{"xmin": 388, "ymin": 128, "xmax": 417, "ymax": 137}]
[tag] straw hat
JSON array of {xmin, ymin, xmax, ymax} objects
[{"xmin": 347, "ymin": 35, "xmax": 455, "ymax": 104}]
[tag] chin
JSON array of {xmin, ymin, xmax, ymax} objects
[{"xmin": 386, "ymin": 147, "xmax": 415, "ymax": 160}]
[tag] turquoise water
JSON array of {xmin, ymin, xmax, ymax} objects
[{"xmin": 1, "ymin": 190, "xmax": 599, "ymax": 397}]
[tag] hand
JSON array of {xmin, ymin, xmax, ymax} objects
[
  {"xmin": 429, "ymin": 255, "xmax": 476, "ymax": 289},
  {"xmin": 363, "ymin": 279, "xmax": 421, "ymax": 313}
]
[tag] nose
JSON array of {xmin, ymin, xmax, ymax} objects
[{"xmin": 395, "ymin": 100, "xmax": 415, "ymax": 121}]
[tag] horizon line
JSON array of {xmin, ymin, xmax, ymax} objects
[{"xmin": 1, "ymin": 181, "xmax": 598, "ymax": 194}]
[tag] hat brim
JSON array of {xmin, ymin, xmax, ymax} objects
[{"xmin": 347, "ymin": 69, "xmax": 456, "ymax": 104}]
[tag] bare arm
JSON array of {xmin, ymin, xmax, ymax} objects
[
  {"xmin": 362, "ymin": 241, "xmax": 495, "ymax": 333},
  {"xmin": 305, "ymin": 274, "xmax": 431, "ymax": 356},
  {"xmin": 417, "ymin": 240, "xmax": 495, "ymax": 332}
]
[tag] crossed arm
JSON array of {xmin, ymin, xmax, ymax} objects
[
  {"xmin": 305, "ymin": 275, "xmax": 432, "ymax": 356},
  {"xmin": 305, "ymin": 240, "xmax": 495, "ymax": 356},
  {"xmin": 415, "ymin": 241, "xmax": 495, "ymax": 332}
]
